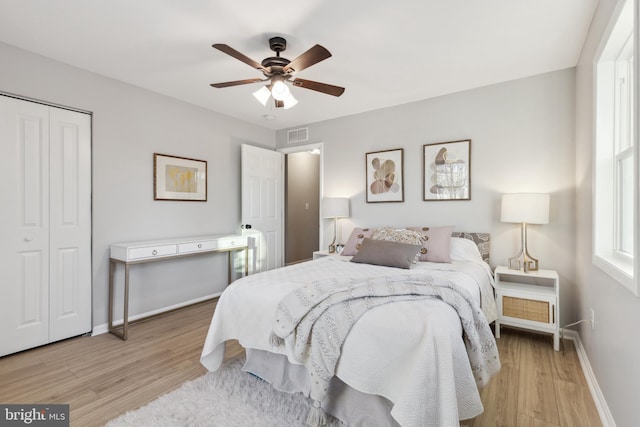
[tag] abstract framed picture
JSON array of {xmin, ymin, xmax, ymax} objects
[
  {"xmin": 423, "ymin": 139, "xmax": 471, "ymax": 201},
  {"xmin": 154, "ymin": 153, "xmax": 207, "ymax": 201},
  {"xmin": 365, "ymin": 148, "xmax": 404, "ymax": 203}
]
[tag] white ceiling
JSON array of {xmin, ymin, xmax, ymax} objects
[{"xmin": 0, "ymin": 0, "xmax": 598, "ymax": 130}]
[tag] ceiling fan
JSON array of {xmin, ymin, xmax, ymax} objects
[{"xmin": 210, "ymin": 36, "xmax": 345, "ymax": 109}]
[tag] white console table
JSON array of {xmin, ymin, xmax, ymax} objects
[{"xmin": 108, "ymin": 234, "xmax": 248, "ymax": 340}]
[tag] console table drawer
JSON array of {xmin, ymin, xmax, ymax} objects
[
  {"xmin": 128, "ymin": 244, "xmax": 177, "ymax": 260},
  {"xmin": 178, "ymin": 240, "xmax": 219, "ymax": 254},
  {"xmin": 217, "ymin": 236, "xmax": 248, "ymax": 250}
]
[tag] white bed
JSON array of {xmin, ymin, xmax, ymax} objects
[{"xmin": 201, "ymin": 235, "xmax": 500, "ymax": 427}]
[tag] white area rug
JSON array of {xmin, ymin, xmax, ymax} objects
[{"xmin": 105, "ymin": 357, "xmax": 343, "ymax": 427}]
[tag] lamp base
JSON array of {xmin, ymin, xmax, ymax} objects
[
  {"xmin": 508, "ymin": 256, "xmax": 539, "ymax": 273},
  {"xmin": 508, "ymin": 222, "xmax": 540, "ymax": 273},
  {"xmin": 328, "ymin": 217, "xmax": 339, "ymax": 253}
]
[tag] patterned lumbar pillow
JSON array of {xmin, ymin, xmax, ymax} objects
[
  {"xmin": 407, "ymin": 226, "xmax": 455, "ymax": 263},
  {"xmin": 371, "ymin": 227, "xmax": 424, "ymax": 246},
  {"xmin": 341, "ymin": 227, "xmax": 376, "ymax": 256}
]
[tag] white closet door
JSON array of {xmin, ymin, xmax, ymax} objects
[
  {"xmin": 0, "ymin": 96, "xmax": 51, "ymax": 355},
  {"xmin": 0, "ymin": 96, "xmax": 91, "ymax": 357},
  {"xmin": 48, "ymin": 107, "xmax": 91, "ymax": 341}
]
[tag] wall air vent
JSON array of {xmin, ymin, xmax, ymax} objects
[{"xmin": 287, "ymin": 127, "xmax": 309, "ymax": 144}]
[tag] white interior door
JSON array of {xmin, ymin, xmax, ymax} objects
[
  {"xmin": 241, "ymin": 144, "xmax": 283, "ymax": 274},
  {"xmin": 0, "ymin": 96, "xmax": 51, "ymax": 355},
  {"xmin": 48, "ymin": 107, "xmax": 92, "ymax": 342}
]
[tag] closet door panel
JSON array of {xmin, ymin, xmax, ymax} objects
[
  {"xmin": 49, "ymin": 108, "xmax": 92, "ymax": 341},
  {"xmin": 18, "ymin": 251, "xmax": 48, "ymax": 343},
  {"xmin": 0, "ymin": 96, "xmax": 50, "ymax": 356}
]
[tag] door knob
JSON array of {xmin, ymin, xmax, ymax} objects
[{"xmin": 241, "ymin": 224, "xmax": 252, "ymax": 229}]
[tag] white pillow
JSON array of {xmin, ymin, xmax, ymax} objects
[
  {"xmin": 372, "ymin": 227, "xmax": 423, "ymax": 246},
  {"xmin": 450, "ymin": 237, "xmax": 483, "ymax": 262}
]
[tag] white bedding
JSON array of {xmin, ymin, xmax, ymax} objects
[{"xmin": 200, "ymin": 256, "xmax": 498, "ymax": 426}]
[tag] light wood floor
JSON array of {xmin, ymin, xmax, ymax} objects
[
  {"xmin": 466, "ymin": 328, "xmax": 601, "ymax": 427},
  {"xmin": 0, "ymin": 300, "xmax": 601, "ymax": 427}
]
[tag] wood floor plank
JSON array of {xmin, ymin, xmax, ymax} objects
[
  {"xmin": 551, "ymin": 339, "xmax": 589, "ymax": 386},
  {"xmin": 554, "ymin": 379, "xmax": 602, "ymax": 427},
  {"xmin": 517, "ymin": 412, "xmax": 560, "ymax": 427},
  {"xmin": 71, "ymin": 360, "xmax": 204, "ymax": 427},
  {"xmin": 517, "ymin": 332, "xmax": 561, "ymax": 425},
  {"xmin": 0, "ymin": 364, "xmax": 81, "ymax": 403},
  {"xmin": 0, "ymin": 301, "xmax": 601, "ymax": 427},
  {"xmin": 467, "ymin": 364, "xmax": 520, "ymax": 426},
  {"xmin": 466, "ymin": 330, "xmax": 520, "ymax": 427}
]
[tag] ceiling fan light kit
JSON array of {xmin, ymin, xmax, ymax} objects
[
  {"xmin": 270, "ymin": 76, "xmax": 290, "ymax": 101},
  {"xmin": 211, "ymin": 36, "xmax": 344, "ymax": 110}
]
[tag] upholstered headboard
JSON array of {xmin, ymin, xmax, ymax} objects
[{"xmin": 451, "ymin": 232, "xmax": 490, "ymax": 264}]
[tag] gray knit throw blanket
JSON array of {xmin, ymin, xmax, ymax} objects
[{"xmin": 271, "ymin": 271, "xmax": 500, "ymax": 427}]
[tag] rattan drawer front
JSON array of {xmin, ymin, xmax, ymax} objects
[{"xmin": 502, "ymin": 296, "xmax": 550, "ymax": 323}]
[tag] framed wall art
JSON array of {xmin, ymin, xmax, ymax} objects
[
  {"xmin": 365, "ymin": 148, "xmax": 404, "ymax": 203},
  {"xmin": 154, "ymin": 153, "xmax": 207, "ymax": 201},
  {"xmin": 423, "ymin": 139, "xmax": 471, "ymax": 201}
]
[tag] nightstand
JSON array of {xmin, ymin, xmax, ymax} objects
[
  {"xmin": 313, "ymin": 250, "xmax": 331, "ymax": 260},
  {"xmin": 312, "ymin": 250, "xmax": 348, "ymax": 260},
  {"xmin": 494, "ymin": 266, "xmax": 560, "ymax": 351}
]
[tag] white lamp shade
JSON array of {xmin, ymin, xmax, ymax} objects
[
  {"xmin": 501, "ymin": 193, "xmax": 550, "ymax": 224},
  {"xmin": 282, "ymin": 93, "xmax": 298, "ymax": 109},
  {"xmin": 252, "ymin": 86, "xmax": 271, "ymax": 106},
  {"xmin": 322, "ymin": 198, "xmax": 350, "ymax": 218}
]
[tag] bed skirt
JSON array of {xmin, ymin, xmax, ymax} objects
[{"xmin": 243, "ymin": 348, "xmax": 401, "ymax": 427}]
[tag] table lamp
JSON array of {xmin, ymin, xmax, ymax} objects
[
  {"xmin": 501, "ymin": 193, "xmax": 549, "ymax": 272},
  {"xmin": 322, "ymin": 198, "xmax": 350, "ymax": 253}
]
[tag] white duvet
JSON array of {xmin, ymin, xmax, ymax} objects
[{"xmin": 201, "ymin": 256, "xmax": 498, "ymax": 427}]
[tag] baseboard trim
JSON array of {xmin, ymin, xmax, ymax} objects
[
  {"xmin": 92, "ymin": 293, "xmax": 221, "ymax": 337},
  {"xmin": 561, "ymin": 329, "xmax": 616, "ymax": 427}
]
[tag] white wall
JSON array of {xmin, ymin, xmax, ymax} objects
[
  {"xmin": 277, "ymin": 69, "xmax": 578, "ymax": 326},
  {"xmin": 0, "ymin": 42, "xmax": 276, "ymax": 329},
  {"xmin": 575, "ymin": 0, "xmax": 640, "ymax": 425}
]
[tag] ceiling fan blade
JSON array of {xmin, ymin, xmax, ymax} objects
[
  {"xmin": 283, "ymin": 44, "xmax": 332, "ymax": 73},
  {"xmin": 210, "ymin": 78, "xmax": 265, "ymax": 88},
  {"xmin": 291, "ymin": 78, "xmax": 345, "ymax": 97},
  {"xmin": 212, "ymin": 44, "xmax": 266, "ymax": 71}
]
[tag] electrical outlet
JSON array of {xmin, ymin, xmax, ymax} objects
[{"xmin": 590, "ymin": 308, "xmax": 595, "ymax": 330}]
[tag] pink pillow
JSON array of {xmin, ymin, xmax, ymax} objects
[
  {"xmin": 407, "ymin": 226, "xmax": 454, "ymax": 263},
  {"xmin": 341, "ymin": 227, "xmax": 376, "ymax": 256}
]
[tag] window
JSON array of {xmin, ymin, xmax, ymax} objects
[{"xmin": 594, "ymin": 0, "xmax": 638, "ymax": 294}]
